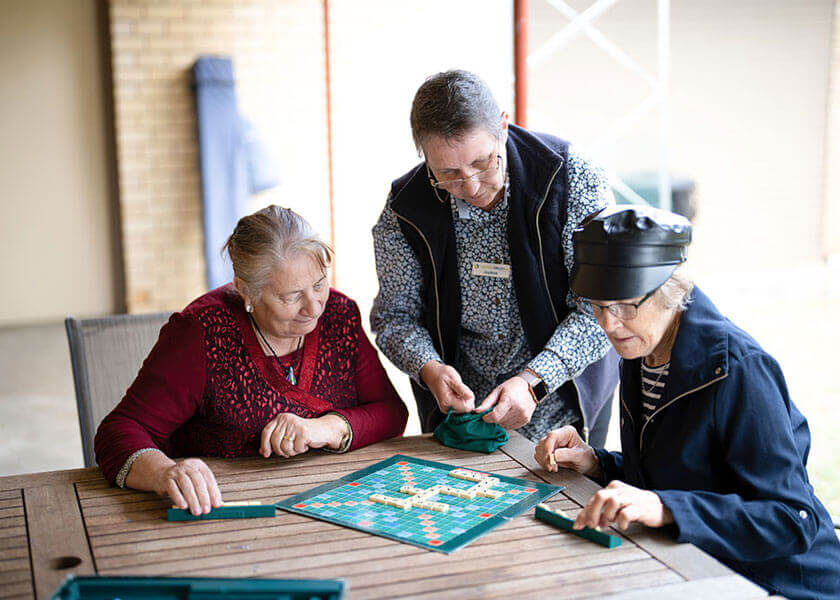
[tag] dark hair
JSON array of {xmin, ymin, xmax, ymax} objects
[
  {"xmin": 222, "ymin": 205, "xmax": 333, "ymax": 299},
  {"xmin": 409, "ymin": 70, "xmax": 501, "ymax": 155}
]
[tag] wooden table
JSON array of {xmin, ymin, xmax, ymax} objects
[{"xmin": 0, "ymin": 432, "xmax": 767, "ymax": 599}]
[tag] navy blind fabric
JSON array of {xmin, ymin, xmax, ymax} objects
[{"xmin": 192, "ymin": 56, "xmax": 279, "ymax": 289}]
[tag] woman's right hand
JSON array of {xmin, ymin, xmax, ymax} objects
[
  {"xmin": 535, "ymin": 425, "xmax": 601, "ymax": 479},
  {"xmin": 154, "ymin": 458, "xmax": 223, "ymax": 516},
  {"xmin": 420, "ymin": 360, "xmax": 475, "ymax": 413}
]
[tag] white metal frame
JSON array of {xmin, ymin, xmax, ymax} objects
[{"xmin": 527, "ymin": 0, "xmax": 671, "ymax": 209}]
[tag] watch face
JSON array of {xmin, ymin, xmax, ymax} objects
[
  {"xmin": 520, "ymin": 372, "xmax": 548, "ymax": 403},
  {"xmin": 533, "ymin": 380, "xmax": 549, "ymax": 401}
]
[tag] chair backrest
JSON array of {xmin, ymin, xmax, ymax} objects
[{"xmin": 65, "ymin": 312, "xmax": 171, "ymax": 467}]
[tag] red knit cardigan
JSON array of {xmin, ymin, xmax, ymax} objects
[{"xmin": 94, "ymin": 286, "xmax": 408, "ymax": 484}]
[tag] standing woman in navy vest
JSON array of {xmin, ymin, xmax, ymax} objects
[
  {"xmin": 536, "ymin": 206, "xmax": 840, "ymax": 599},
  {"xmin": 371, "ymin": 70, "xmax": 619, "ymax": 445}
]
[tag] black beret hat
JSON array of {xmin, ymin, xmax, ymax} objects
[{"xmin": 571, "ymin": 205, "xmax": 692, "ymax": 301}]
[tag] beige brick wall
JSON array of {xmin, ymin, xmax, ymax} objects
[
  {"xmin": 0, "ymin": 0, "xmax": 119, "ymax": 325},
  {"xmin": 108, "ymin": 0, "xmax": 328, "ymax": 313},
  {"xmin": 825, "ymin": 0, "xmax": 840, "ymax": 259}
]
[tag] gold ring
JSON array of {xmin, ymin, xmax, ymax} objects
[{"xmin": 283, "ymin": 435, "xmax": 295, "ymax": 442}]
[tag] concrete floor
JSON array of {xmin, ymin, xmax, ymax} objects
[
  {"xmin": 1, "ymin": 265, "xmax": 838, "ymax": 517},
  {"xmin": 0, "ymin": 322, "xmax": 83, "ymax": 475}
]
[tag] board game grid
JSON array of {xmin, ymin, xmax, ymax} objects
[{"xmin": 276, "ymin": 454, "xmax": 563, "ymax": 554}]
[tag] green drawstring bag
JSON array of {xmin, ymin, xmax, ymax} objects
[{"xmin": 433, "ymin": 408, "xmax": 509, "ymax": 453}]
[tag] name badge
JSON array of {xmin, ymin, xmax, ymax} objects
[{"xmin": 471, "ymin": 262, "xmax": 511, "ymax": 279}]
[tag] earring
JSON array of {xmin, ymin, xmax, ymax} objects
[{"xmin": 246, "ymin": 303, "xmax": 254, "ymax": 313}]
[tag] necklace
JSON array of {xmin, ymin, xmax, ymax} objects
[
  {"xmin": 249, "ymin": 315, "xmax": 304, "ymax": 385},
  {"xmin": 640, "ymin": 359, "xmax": 669, "ymax": 399}
]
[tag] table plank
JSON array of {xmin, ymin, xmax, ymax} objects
[
  {"xmin": 0, "ymin": 469, "xmax": 100, "ymax": 492},
  {"xmin": 603, "ymin": 574, "xmax": 768, "ymax": 599},
  {"xmin": 358, "ymin": 556, "xmax": 679, "ymax": 599},
  {"xmin": 94, "ymin": 517, "xmax": 601, "ymax": 572},
  {"xmin": 0, "ymin": 582, "xmax": 35, "ymax": 599},
  {"xmin": 0, "ymin": 489, "xmax": 32, "ymax": 600},
  {"xmin": 322, "ymin": 540, "xmax": 647, "ymax": 591},
  {"xmin": 23, "ymin": 485, "xmax": 94, "ymax": 600},
  {"xmin": 249, "ymin": 535, "xmax": 645, "ymax": 585},
  {"xmin": 0, "ymin": 526, "xmax": 26, "ymax": 541}
]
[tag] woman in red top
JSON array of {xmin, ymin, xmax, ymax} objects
[{"xmin": 95, "ymin": 206, "xmax": 408, "ymax": 515}]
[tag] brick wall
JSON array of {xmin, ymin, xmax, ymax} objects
[{"xmin": 108, "ymin": 0, "xmax": 328, "ymax": 312}]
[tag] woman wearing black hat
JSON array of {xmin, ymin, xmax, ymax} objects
[{"xmin": 535, "ymin": 205, "xmax": 840, "ymax": 599}]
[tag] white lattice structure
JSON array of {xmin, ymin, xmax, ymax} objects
[{"xmin": 525, "ymin": 0, "xmax": 672, "ymax": 209}]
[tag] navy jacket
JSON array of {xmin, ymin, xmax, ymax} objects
[
  {"xmin": 388, "ymin": 124, "xmax": 618, "ymax": 433},
  {"xmin": 595, "ymin": 287, "xmax": 840, "ymax": 599}
]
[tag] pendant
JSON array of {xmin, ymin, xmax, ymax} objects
[{"xmin": 287, "ymin": 366, "xmax": 297, "ymax": 385}]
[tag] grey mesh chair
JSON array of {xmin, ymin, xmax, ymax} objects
[{"xmin": 65, "ymin": 312, "xmax": 171, "ymax": 467}]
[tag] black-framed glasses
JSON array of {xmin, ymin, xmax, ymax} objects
[
  {"xmin": 576, "ymin": 288, "xmax": 657, "ymax": 321},
  {"xmin": 426, "ymin": 154, "xmax": 502, "ymax": 191}
]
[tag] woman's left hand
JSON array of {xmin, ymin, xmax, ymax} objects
[
  {"xmin": 574, "ymin": 480, "xmax": 674, "ymax": 531},
  {"xmin": 259, "ymin": 413, "xmax": 345, "ymax": 458}
]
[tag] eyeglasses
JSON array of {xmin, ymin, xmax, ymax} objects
[
  {"xmin": 426, "ymin": 154, "xmax": 502, "ymax": 191},
  {"xmin": 576, "ymin": 288, "xmax": 657, "ymax": 321}
]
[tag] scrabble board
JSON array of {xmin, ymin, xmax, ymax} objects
[{"xmin": 276, "ymin": 454, "xmax": 562, "ymax": 553}]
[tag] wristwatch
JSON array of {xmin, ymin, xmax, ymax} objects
[{"xmin": 518, "ymin": 369, "xmax": 549, "ymax": 404}]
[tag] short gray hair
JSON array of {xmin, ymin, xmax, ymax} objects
[
  {"xmin": 410, "ymin": 70, "xmax": 501, "ymax": 155},
  {"xmin": 223, "ymin": 205, "xmax": 333, "ymax": 299},
  {"xmin": 656, "ymin": 264, "xmax": 694, "ymax": 312}
]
